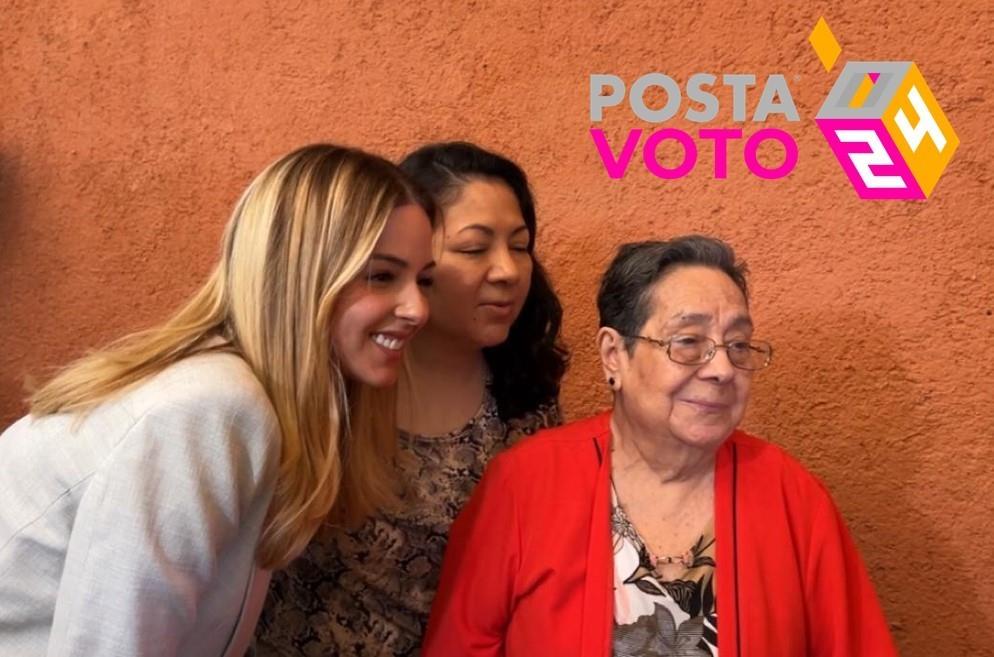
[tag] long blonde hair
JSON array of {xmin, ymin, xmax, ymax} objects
[{"xmin": 29, "ymin": 144, "xmax": 434, "ymax": 569}]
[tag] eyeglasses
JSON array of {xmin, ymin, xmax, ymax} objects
[{"xmin": 622, "ymin": 334, "xmax": 774, "ymax": 371}]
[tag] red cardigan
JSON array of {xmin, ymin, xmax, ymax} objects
[{"xmin": 422, "ymin": 411, "xmax": 898, "ymax": 657}]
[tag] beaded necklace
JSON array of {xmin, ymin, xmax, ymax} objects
[{"xmin": 609, "ymin": 477, "xmax": 699, "ymax": 573}]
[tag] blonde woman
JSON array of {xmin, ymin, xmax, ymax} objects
[{"xmin": 0, "ymin": 144, "xmax": 436, "ymax": 657}]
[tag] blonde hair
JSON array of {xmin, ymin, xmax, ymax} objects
[{"xmin": 29, "ymin": 144, "xmax": 434, "ymax": 569}]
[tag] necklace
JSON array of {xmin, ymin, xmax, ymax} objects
[
  {"xmin": 650, "ymin": 548, "xmax": 697, "ymax": 570},
  {"xmin": 609, "ymin": 476, "xmax": 700, "ymax": 574}
]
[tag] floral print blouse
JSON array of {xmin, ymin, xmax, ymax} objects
[
  {"xmin": 612, "ymin": 487, "xmax": 718, "ymax": 657},
  {"xmin": 254, "ymin": 390, "xmax": 561, "ymax": 657}
]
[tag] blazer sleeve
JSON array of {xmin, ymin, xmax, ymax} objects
[
  {"xmin": 46, "ymin": 385, "xmax": 280, "ymax": 657},
  {"xmin": 422, "ymin": 454, "xmax": 521, "ymax": 657},
  {"xmin": 802, "ymin": 480, "xmax": 900, "ymax": 657}
]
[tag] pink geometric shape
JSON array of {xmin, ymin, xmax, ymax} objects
[
  {"xmin": 868, "ymin": 72, "xmax": 880, "ymax": 83},
  {"xmin": 815, "ymin": 117, "xmax": 924, "ymax": 200}
]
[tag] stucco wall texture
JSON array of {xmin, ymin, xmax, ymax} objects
[{"xmin": 1, "ymin": 1, "xmax": 991, "ymax": 653}]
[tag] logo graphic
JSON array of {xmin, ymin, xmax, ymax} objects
[
  {"xmin": 809, "ymin": 17, "xmax": 958, "ymax": 199},
  {"xmin": 587, "ymin": 74, "xmax": 801, "ymax": 181}
]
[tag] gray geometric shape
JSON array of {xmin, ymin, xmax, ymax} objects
[{"xmin": 816, "ymin": 61, "xmax": 912, "ymax": 119}]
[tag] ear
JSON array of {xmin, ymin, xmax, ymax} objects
[{"xmin": 597, "ymin": 327, "xmax": 627, "ymax": 388}]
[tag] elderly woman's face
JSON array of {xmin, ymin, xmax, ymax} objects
[{"xmin": 612, "ymin": 265, "xmax": 754, "ymax": 449}]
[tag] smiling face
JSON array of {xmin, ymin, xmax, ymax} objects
[
  {"xmin": 331, "ymin": 204, "xmax": 435, "ymax": 387},
  {"xmin": 602, "ymin": 265, "xmax": 755, "ymax": 449},
  {"xmin": 424, "ymin": 177, "xmax": 533, "ymax": 348}
]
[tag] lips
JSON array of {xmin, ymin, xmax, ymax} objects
[
  {"xmin": 478, "ymin": 301, "xmax": 516, "ymax": 321},
  {"xmin": 681, "ymin": 399, "xmax": 730, "ymax": 411}
]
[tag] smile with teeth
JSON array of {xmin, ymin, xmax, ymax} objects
[{"xmin": 372, "ymin": 333, "xmax": 404, "ymax": 351}]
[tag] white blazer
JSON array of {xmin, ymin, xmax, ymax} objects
[{"xmin": 0, "ymin": 351, "xmax": 281, "ymax": 657}]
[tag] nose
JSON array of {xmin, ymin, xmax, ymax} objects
[
  {"xmin": 396, "ymin": 280, "xmax": 429, "ymax": 328},
  {"xmin": 697, "ymin": 344, "xmax": 736, "ymax": 383},
  {"xmin": 486, "ymin": 245, "xmax": 524, "ymax": 286}
]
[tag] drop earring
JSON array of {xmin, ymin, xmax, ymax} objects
[{"xmin": 608, "ymin": 377, "xmax": 615, "ymax": 387}]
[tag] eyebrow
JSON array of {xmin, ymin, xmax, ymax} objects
[
  {"xmin": 370, "ymin": 254, "xmax": 409, "ymax": 268},
  {"xmin": 455, "ymin": 224, "xmax": 530, "ymax": 237},
  {"xmin": 667, "ymin": 312, "xmax": 753, "ymax": 331},
  {"xmin": 370, "ymin": 254, "xmax": 436, "ymax": 271}
]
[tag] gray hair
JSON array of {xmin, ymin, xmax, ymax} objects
[{"xmin": 597, "ymin": 235, "xmax": 749, "ymax": 352}]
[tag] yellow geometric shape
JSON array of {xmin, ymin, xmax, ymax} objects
[
  {"xmin": 809, "ymin": 17, "xmax": 842, "ymax": 72},
  {"xmin": 849, "ymin": 74, "xmax": 876, "ymax": 109},
  {"xmin": 881, "ymin": 63, "xmax": 959, "ymax": 197}
]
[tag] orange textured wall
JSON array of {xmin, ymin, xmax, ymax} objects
[{"xmin": 1, "ymin": 2, "xmax": 991, "ymax": 654}]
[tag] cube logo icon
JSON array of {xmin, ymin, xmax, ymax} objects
[
  {"xmin": 816, "ymin": 61, "xmax": 958, "ymax": 199},
  {"xmin": 808, "ymin": 18, "xmax": 958, "ymax": 200}
]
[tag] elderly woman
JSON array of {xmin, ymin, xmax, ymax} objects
[{"xmin": 421, "ymin": 236, "xmax": 898, "ymax": 657}]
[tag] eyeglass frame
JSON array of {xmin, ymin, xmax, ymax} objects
[{"xmin": 620, "ymin": 333, "xmax": 774, "ymax": 371}]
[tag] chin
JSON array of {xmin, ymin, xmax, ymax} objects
[
  {"xmin": 475, "ymin": 326, "xmax": 513, "ymax": 348},
  {"xmin": 677, "ymin": 426, "xmax": 736, "ymax": 448},
  {"xmin": 349, "ymin": 366, "xmax": 400, "ymax": 389}
]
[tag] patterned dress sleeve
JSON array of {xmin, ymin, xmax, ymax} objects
[
  {"xmin": 504, "ymin": 399, "xmax": 563, "ymax": 445},
  {"xmin": 421, "ymin": 453, "xmax": 521, "ymax": 657}
]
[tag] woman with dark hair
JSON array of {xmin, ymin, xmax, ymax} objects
[
  {"xmin": 423, "ymin": 235, "xmax": 897, "ymax": 657},
  {"xmin": 255, "ymin": 142, "xmax": 568, "ymax": 656}
]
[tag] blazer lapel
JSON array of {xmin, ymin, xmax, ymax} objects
[
  {"xmin": 580, "ymin": 415, "xmax": 614, "ymax": 657},
  {"xmin": 715, "ymin": 436, "xmax": 741, "ymax": 657}
]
